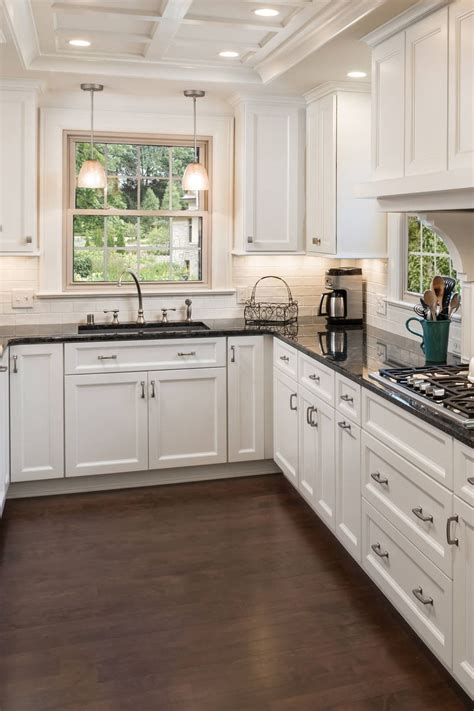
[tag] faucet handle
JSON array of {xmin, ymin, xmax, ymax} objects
[
  {"xmin": 161, "ymin": 308, "xmax": 176, "ymax": 323},
  {"xmin": 104, "ymin": 309, "xmax": 120, "ymax": 326}
]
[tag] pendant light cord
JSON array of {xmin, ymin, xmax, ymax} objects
[
  {"xmin": 193, "ymin": 96, "xmax": 197, "ymax": 161},
  {"xmin": 90, "ymin": 89, "xmax": 94, "ymax": 160}
]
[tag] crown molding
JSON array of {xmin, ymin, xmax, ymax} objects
[
  {"xmin": 361, "ymin": 0, "xmax": 451, "ymax": 47},
  {"xmin": 0, "ymin": 78, "xmax": 45, "ymax": 93},
  {"xmin": 304, "ymin": 80, "xmax": 371, "ymax": 103},
  {"xmin": 228, "ymin": 92, "xmax": 306, "ymax": 108}
]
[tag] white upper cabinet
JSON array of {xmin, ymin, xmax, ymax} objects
[
  {"xmin": 306, "ymin": 88, "xmax": 387, "ymax": 258},
  {"xmin": 234, "ymin": 98, "xmax": 305, "ymax": 253},
  {"xmin": 0, "ymin": 82, "xmax": 39, "ymax": 253},
  {"xmin": 449, "ymin": 0, "xmax": 474, "ymax": 171}
]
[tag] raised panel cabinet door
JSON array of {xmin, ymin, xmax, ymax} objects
[
  {"xmin": 405, "ymin": 7, "xmax": 449, "ymax": 176},
  {"xmin": 306, "ymin": 94, "xmax": 336, "ymax": 254},
  {"xmin": 371, "ymin": 32, "xmax": 405, "ymax": 179},
  {"xmin": 335, "ymin": 418, "xmax": 362, "ymax": 562},
  {"xmin": 452, "ymin": 496, "xmax": 474, "ymax": 698},
  {"xmin": 148, "ymin": 368, "xmax": 227, "ymax": 470},
  {"xmin": 298, "ymin": 387, "xmax": 336, "ymax": 530},
  {"xmin": 65, "ymin": 373, "xmax": 149, "ymax": 477},
  {"xmin": 273, "ymin": 368, "xmax": 298, "ymax": 487},
  {"xmin": 228, "ymin": 336, "xmax": 264, "ymax": 463},
  {"xmin": 10, "ymin": 344, "xmax": 64, "ymax": 482},
  {"xmin": 448, "ymin": 0, "xmax": 474, "ymax": 172},
  {"xmin": 0, "ymin": 353, "xmax": 9, "ymax": 513}
]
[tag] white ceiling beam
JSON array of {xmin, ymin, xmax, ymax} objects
[
  {"xmin": 51, "ymin": 3, "xmax": 162, "ymax": 22},
  {"xmin": 173, "ymin": 36, "xmax": 261, "ymax": 50},
  {"xmin": 218, "ymin": 0, "xmax": 312, "ymax": 5},
  {"xmin": 182, "ymin": 15, "xmax": 283, "ymax": 33},
  {"xmin": 55, "ymin": 28, "xmax": 152, "ymax": 45},
  {"xmin": 145, "ymin": 0, "xmax": 194, "ymax": 60}
]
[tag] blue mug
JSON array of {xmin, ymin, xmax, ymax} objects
[{"xmin": 405, "ymin": 317, "xmax": 450, "ymax": 364}]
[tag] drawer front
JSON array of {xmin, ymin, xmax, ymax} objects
[
  {"xmin": 298, "ymin": 352, "xmax": 334, "ymax": 405},
  {"xmin": 336, "ymin": 373, "xmax": 361, "ymax": 424},
  {"xmin": 362, "ymin": 389, "xmax": 453, "ymax": 488},
  {"xmin": 273, "ymin": 339, "xmax": 298, "ymax": 379},
  {"xmin": 454, "ymin": 440, "xmax": 474, "ymax": 507},
  {"xmin": 362, "ymin": 431, "xmax": 454, "ymax": 576},
  {"xmin": 362, "ymin": 500, "xmax": 453, "ymax": 667},
  {"xmin": 65, "ymin": 338, "xmax": 226, "ymax": 374}
]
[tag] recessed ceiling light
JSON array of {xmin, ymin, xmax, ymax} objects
[
  {"xmin": 219, "ymin": 50, "xmax": 240, "ymax": 58},
  {"xmin": 69, "ymin": 39, "xmax": 91, "ymax": 47},
  {"xmin": 347, "ymin": 70, "xmax": 367, "ymax": 78},
  {"xmin": 254, "ymin": 8, "xmax": 280, "ymax": 17}
]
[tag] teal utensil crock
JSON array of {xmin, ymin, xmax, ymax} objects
[{"xmin": 405, "ymin": 317, "xmax": 451, "ymax": 364}]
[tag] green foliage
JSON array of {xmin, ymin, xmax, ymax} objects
[
  {"xmin": 162, "ymin": 181, "xmax": 185, "ymax": 210},
  {"xmin": 73, "ymin": 252, "xmax": 93, "ymax": 279},
  {"xmin": 406, "ymin": 216, "xmax": 460, "ymax": 295}
]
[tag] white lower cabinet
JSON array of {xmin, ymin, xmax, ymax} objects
[
  {"xmin": 273, "ymin": 368, "xmax": 298, "ymax": 487},
  {"xmin": 65, "ymin": 372, "xmax": 149, "ymax": 477},
  {"xmin": 149, "ymin": 368, "xmax": 227, "ymax": 469},
  {"xmin": 0, "ymin": 352, "xmax": 9, "ymax": 513},
  {"xmin": 10, "ymin": 344, "xmax": 64, "ymax": 482},
  {"xmin": 227, "ymin": 336, "xmax": 264, "ymax": 463},
  {"xmin": 335, "ymin": 417, "xmax": 362, "ymax": 562},
  {"xmin": 452, "ymin": 496, "xmax": 474, "ymax": 697},
  {"xmin": 298, "ymin": 386, "xmax": 335, "ymax": 530}
]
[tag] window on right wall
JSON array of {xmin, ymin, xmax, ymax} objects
[{"xmin": 405, "ymin": 216, "xmax": 461, "ymax": 299}]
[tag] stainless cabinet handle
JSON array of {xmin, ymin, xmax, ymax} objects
[
  {"xmin": 98, "ymin": 355, "xmax": 117, "ymax": 360},
  {"xmin": 309, "ymin": 374, "xmax": 320, "ymax": 382},
  {"xmin": 312, "ymin": 237, "xmax": 321, "ymax": 246},
  {"xmin": 290, "ymin": 393, "xmax": 297, "ymax": 411},
  {"xmin": 247, "ymin": 236, "xmax": 253, "ymax": 244},
  {"xmin": 12, "ymin": 355, "xmax": 18, "ymax": 373},
  {"xmin": 306, "ymin": 405, "xmax": 318, "ymax": 427},
  {"xmin": 371, "ymin": 471, "xmax": 388, "ymax": 485},
  {"xmin": 150, "ymin": 380, "xmax": 156, "ymax": 398},
  {"xmin": 177, "ymin": 352, "xmax": 196, "ymax": 357},
  {"xmin": 412, "ymin": 587, "xmax": 433, "ymax": 606},
  {"xmin": 412, "ymin": 507, "xmax": 433, "ymax": 523},
  {"xmin": 371, "ymin": 543, "xmax": 389, "ymax": 559},
  {"xmin": 338, "ymin": 421, "xmax": 351, "ymax": 431},
  {"xmin": 140, "ymin": 381, "xmax": 146, "ymax": 399},
  {"xmin": 340, "ymin": 394, "xmax": 354, "ymax": 403},
  {"xmin": 230, "ymin": 345, "xmax": 236, "ymax": 363},
  {"xmin": 280, "ymin": 355, "xmax": 289, "ymax": 362},
  {"xmin": 0, "ymin": 365, "xmax": 7, "ymax": 372},
  {"xmin": 446, "ymin": 515, "xmax": 459, "ymax": 546},
  {"xmin": 467, "ymin": 477, "xmax": 474, "ymax": 486}
]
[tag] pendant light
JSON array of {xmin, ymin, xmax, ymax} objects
[
  {"xmin": 182, "ymin": 90, "xmax": 209, "ymax": 191},
  {"xmin": 78, "ymin": 83, "xmax": 107, "ymax": 189}
]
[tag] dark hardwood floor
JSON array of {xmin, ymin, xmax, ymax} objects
[{"xmin": 0, "ymin": 474, "xmax": 471, "ymax": 711}]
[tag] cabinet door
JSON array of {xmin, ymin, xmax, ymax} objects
[
  {"xmin": 335, "ymin": 418, "xmax": 361, "ymax": 561},
  {"xmin": 306, "ymin": 94, "xmax": 336, "ymax": 254},
  {"xmin": 149, "ymin": 368, "xmax": 227, "ymax": 469},
  {"xmin": 448, "ymin": 0, "xmax": 474, "ymax": 172},
  {"xmin": 10, "ymin": 344, "xmax": 64, "ymax": 482},
  {"xmin": 405, "ymin": 7, "xmax": 449, "ymax": 176},
  {"xmin": 452, "ymin": 496, "xmax": 474, "ymax": 698},
  {"xmin": 0, "ymin": 354, "xmax": 9, "ymax": 513},
  {"xmin": 371, "ymin": 33, "xmax": 405, "ymax": 180},
  {"xmin": 228, "ymin": 336, "xmax": 264, "ymax": 463},
  {"xmin": 0, "ymin": 89, "xmax": 37, "ymax": 252},
  {"xmin": 65, "ymin": 373, "xmax": 149, "ymax": 477},
  {"xmin": 299, "ymin": 387, "xmax": 336, "ymax": 530},
  {"xmin": 273, "ymin": 368, "xmax": 298, "ymax": 487}
]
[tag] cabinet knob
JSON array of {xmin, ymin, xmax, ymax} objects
[
  {"xmin": 312, "ymin": 237, "xmax": 321, "ymax": 246},
  {"xmin": 247, "ymin": 236, "xmax": 253, "ymax": 244},
  {"xmin": 25, "ymin": 235, "xmax": 33, "ymax": 244}
]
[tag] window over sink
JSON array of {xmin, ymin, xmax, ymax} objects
[{"xmin": 65, "ymin": 133, "xmax": 210, "ymax": 290}]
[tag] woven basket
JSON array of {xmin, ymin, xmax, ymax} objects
[{"xmin": 244, "ymin": 276, "xmax": 298, "ymax": 333}]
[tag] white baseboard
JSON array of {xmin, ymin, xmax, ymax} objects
[{"xmin": 7, "ymin": 459, "xmax": 281, "ymax": 499}]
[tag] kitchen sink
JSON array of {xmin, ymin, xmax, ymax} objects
[{"xmin": 78, "ymin": 321, "xmax": 210, "ymax": 336}]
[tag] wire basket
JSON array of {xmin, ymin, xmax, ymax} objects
[{"xmin": 244, "ymin": 276, "xmax": 298, "ymax": 334}]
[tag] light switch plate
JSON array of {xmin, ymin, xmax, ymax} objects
[
  {"xmin": 236, "ymin": 287, "xmax": 249, "ymax": 304},
  {"xmin": 12, "ymin": 289, "xmax": 34, "ymax": 309},
  {"xmin": 376, "ymin": 294, "xmax": 387, "ymax": 316}
]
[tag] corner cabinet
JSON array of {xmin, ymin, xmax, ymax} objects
[
  {"xmin": 0, "ymin": 82, "xmax": 39, "ymax": 253},
  {"xmin": 305, "ymin": 88, "xmax": 386, "ymax": 258},
  {"xmin": 233, "ymin": 98, "xmax": 305, "ymax": 253}
]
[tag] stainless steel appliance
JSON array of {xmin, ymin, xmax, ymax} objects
[
  {"xmin": 319, "ymin": 267, "xmax": 363, "ymax": 324},
  {"xmin": 318, "ymin": 328, "xmax": 348, "ymax": 361},
  {"xmin": 370, "ymin": 364, "xmax": 474, "ymax": 429}
]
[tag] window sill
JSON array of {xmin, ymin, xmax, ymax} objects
[
  {"xmin": 385, "ymin": 297, "xmax": 461, "ymax": 322},
  {"xmin": 36, "ymin": 288, "xmax": 236, "ymax": 299}
]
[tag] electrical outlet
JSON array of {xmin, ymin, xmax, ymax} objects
[
  {"xmin": 236, "ymin": 287, "xmax": 249, "ymax": 304},
  {"xmin": 451, "ymin": 340, "xmax": 461, "ymax": 355},
  {"xmin": 376, "ymin": 295, "xmax": 387, "ymax": 316},
  {"xmin": 12, "ymin": 289, "xmax": 34, "ymax": 309}
]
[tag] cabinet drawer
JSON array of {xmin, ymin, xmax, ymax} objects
[
  {"xmin": 298, "ymin": 352, "xmax": 334, "ymax": 405},
  {"xmin": 362, "ymin": 432, "xmax": 454, "ymax": 577},
  {"xmin": 65, "ymin": 338, "xmax": 226, "ymax": 374},
  {"xmin": 362, "ymin": 389, "xmax": 453, "ymax": 488},
  {"xmin": 335, "ymin": 373, "xmax": 361, "ymax": 424},
  {"xmin": 453, "ymin": 440, "xmax": 474, "ymax": 507},
  {"xmin": 362, "ymin": 500, "xmax": 453, "ymax": 667},
  {"xmin": 273, "ymin": 340, "xmax": 298, "ymax": 379}
]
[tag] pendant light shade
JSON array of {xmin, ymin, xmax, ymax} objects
[
  {"xmin": 78, "ymin": 83, "xmax": 106, "ymax": 190},
  {"xmin": 182, "ymin": 90, "xmax": 209, "ymax": 192}
]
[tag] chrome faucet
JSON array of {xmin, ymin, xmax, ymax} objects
[
  {"xmin": 185, "ymin": 298, "xmax": 192, "ymax": 323},
  {"xmin": 118, "ymin": 269, "xmax": 145, "ymax": 325}
]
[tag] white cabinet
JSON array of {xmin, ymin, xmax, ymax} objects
[
  {"xmin": 335, "ymin": 417, "xmax": 362, "ymax": 562},
  {"xmin": 306, "ymin": 89, "xmax": 386, "ymax": 258},
  {"xmin": 234, "ymin": 99, "xmax": 305, "ymax": 252},
  {"xmin": 0, "ymin": 82, "xmax": 38, "ymax": 253},
  {"xmin": 298, "ymin": 386, "xmax": 336, "ymax": 530},
  {"xmin": 452, "ymin": 496, "xmax": 474, "ymax": 698},
  {"xmin": 449, "ymin": 0, "xmax": 474, "ymax": 171},
  {"xmin": 273, "ymin": 368, "xmax": 298, "ymax": 487},
  {"xmin": 65, "ymin": 372, "xmax": 149, "ymax": 477},
  {"xmin": 454, "ymin": 440, "xmax": 474, "ymax": 506},
  {"xmin": 10, "ymin": 344, "xmax": 64, "ymax": 482},
  {"xmin": 228, "ymin": 336, "xmax": 265, "ymax": 463},
  {"xmin": 405, "ymin": 8, "xmax": 449, "ymax": 176},
  {"xmin": 149, "ymin": 368, "xmax": 227, "ymax": 470},
  {"xmin": 0, "ymin": 352, "xmax": 9, "ymax": 513}
]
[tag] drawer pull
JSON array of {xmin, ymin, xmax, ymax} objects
[
  {"xmin": 446, "ymin": 515, "xmax": 459, "ymax": 546},
  {"xmin": 230, "ymin": 345, "xmax": 236, "ymax": 363},
  {"xmin": 412, "ymin": 587, "xmax": 433, "ymax": 606},
  {"xmin": 280, "ymin": 355, "xmax": 290, "ymax": 362},
  {"xmin": 98, "ymin": 355, "xmax": 117, "ymax": 360},
  {"xmin": 371, "ymin": 471, "xmax": 388, "ymax": 486},
  {"xmin": 412, "ymin": 507, "xmax": 433, "ymax": 523},
  {"xmin": 0, "ymin": 365, "xmax": 7, "ymax": 373},
  {"xmin": 467, "ymin": 477, "xmax": 474, "ymax": 486},
  {"xmin": 340, "ymin": 394, "xmax": 354, "ymax": 403},
  {"xmin": 150, "ymin": 380, "xmax": 156, "ymax": 398},
  {"xmin": 290, "ymin": 393, "xmax": 297, "ymax": 411},
  {"xmin": 177, "ymin": 352, "xmax": 196, "ymax": 357},
  {"xmin": 338, "ymin": 420, "xmax": 351, "ymax": 431},
  {"xmin": 12, "ymin": 355, "xmax": 18, "ymax": 373},
  {"xmin": 309, "ymin": 374, "xmax": 320, "ymax": 382},
  {"xmin": 306, "ymin": 405, "xmax": 318, "ymax": 428},
  {"xmin": 140, "ymin": 381, "xmax": 146, "ymax": 399},
  {"xmin": 371, "ymin": 543, "xmax": 389, "ymax": 559}
]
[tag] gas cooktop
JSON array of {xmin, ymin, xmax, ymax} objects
[{"xmin": 370, "ymin": 364, "xmax": 474, "ymax": 429}]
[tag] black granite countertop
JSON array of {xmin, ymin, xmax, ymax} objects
[{"xmin": 0, "ymin": 318, "xmax": 472, "ymax": 446}]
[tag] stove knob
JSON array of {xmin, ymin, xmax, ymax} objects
[{"xmin": 432, "ymin": 387, "xmax": 445, "ymax": 398}]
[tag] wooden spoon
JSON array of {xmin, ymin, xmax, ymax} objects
[
  {"xmin": 423, "ymin": 289, "xmax": 437, "ymax": 320},
  {"xmin": 448, "ymin": 292, "xmax": 460, "ymax": 318},
  {"xmin": 431, "ymin": 275, "xmax": 445, "ymax": 315}
]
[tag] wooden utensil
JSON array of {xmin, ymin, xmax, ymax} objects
[
  {"xmin": 431, "ymin": 275, "xmax": 445, "ymax": 315},
  {"xmin": 423, "ymin": 289, "xmax": 437, "ymax": 320},
  {"xmin": 448, "ymin": 292, "xmax": 460, "ymax": 318}
]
